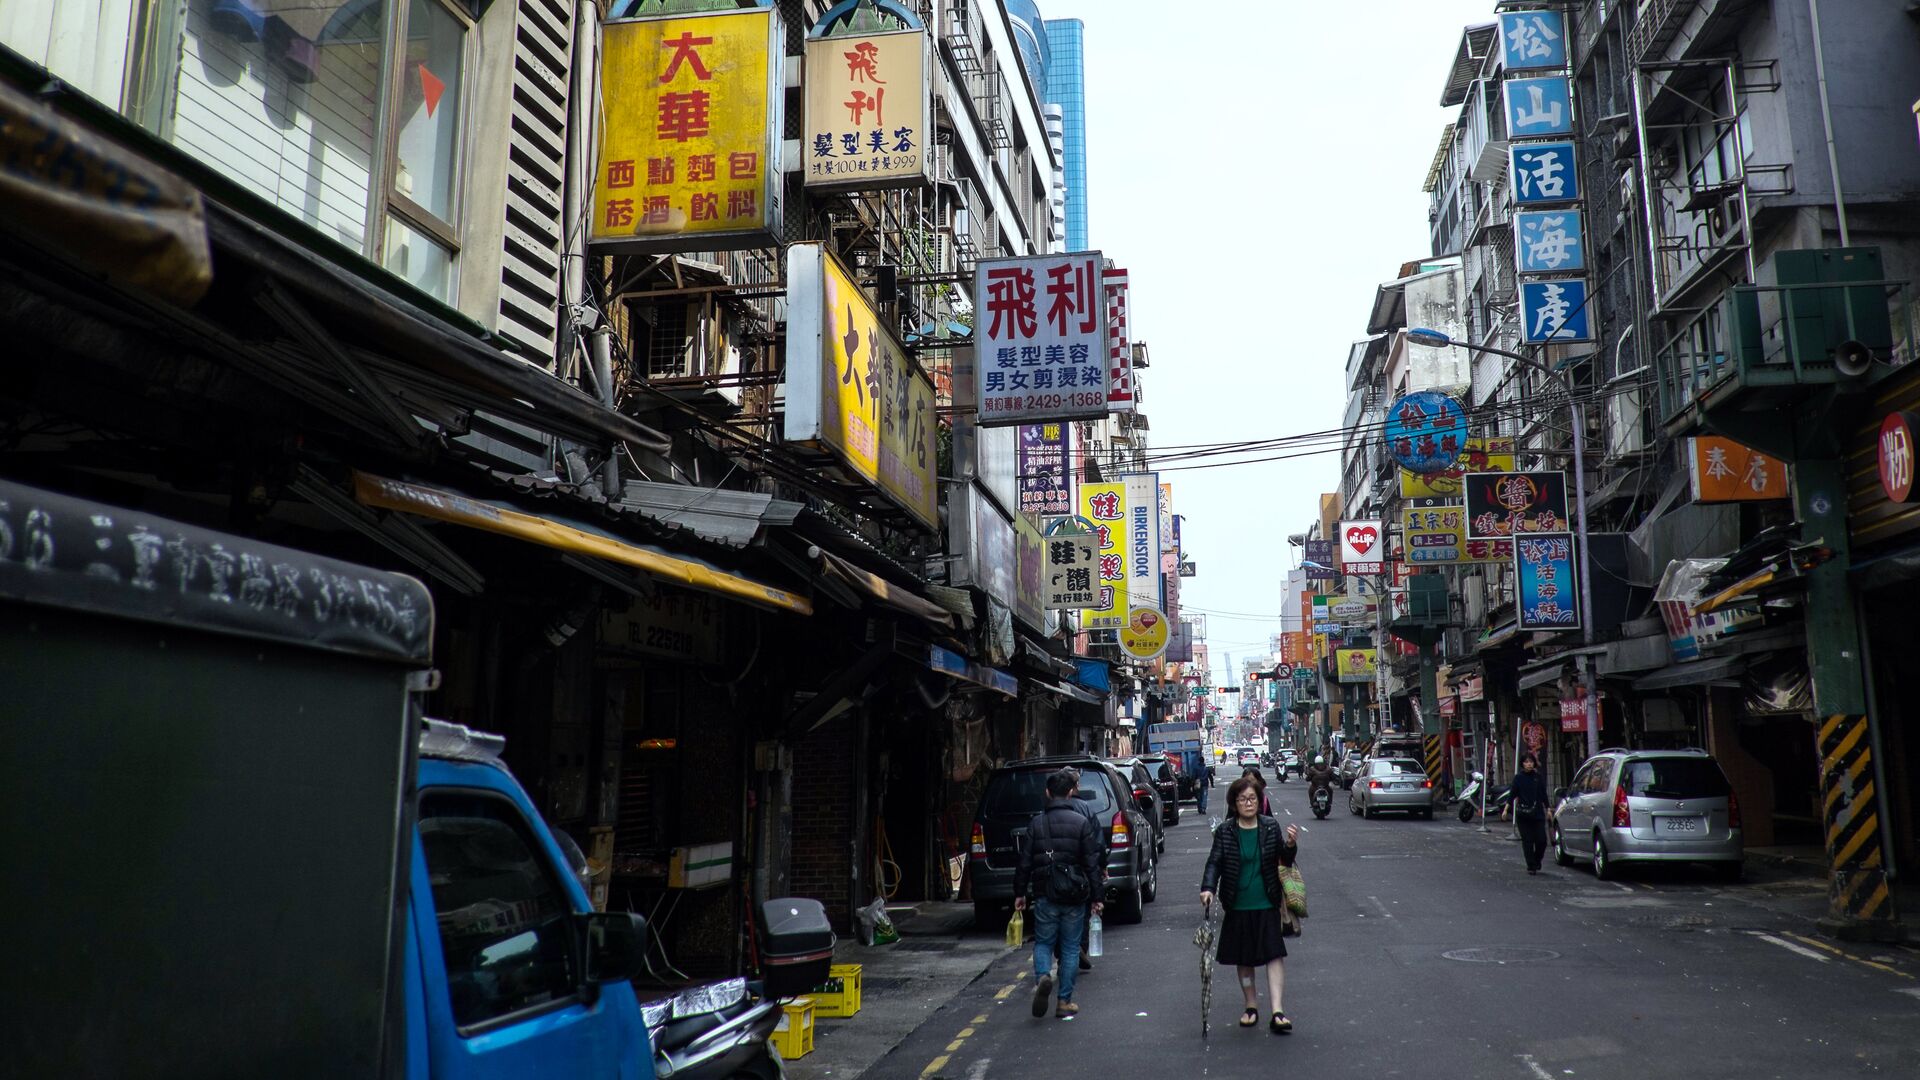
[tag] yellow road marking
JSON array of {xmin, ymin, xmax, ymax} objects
[
  {"xmin": 1784, "ymin": 932, "xmax": 1917, "ymax": 980},
  {"xmin": 993, "ymin": 975, "xmax": 1026, "ymax": 1001},
  {"xmin": 972, "ymin": 1014, "xmax": 990, "ymax": 1024},
  {"xmin": 921, "ymin": 1054, "xmax": 950, "ymax": 1077},
  {"xmin": 957, "ymin": 1028, "xmax": 976, "ymax": 1038},
  {"xmin": 946, "ymin": 1039, "xmax": 966, "ymax": 1052}
]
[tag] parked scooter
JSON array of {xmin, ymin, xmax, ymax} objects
[
  {"xmin": 1456, "ymin": 772, "xmax": 1514, "ymax": 822},
  {"xmin": 1309, "ymin": 784, "xmax": 1332, "ymax": 819},
  {"xmin": 648, "ymin": 897, "xmax": 836, "ymax": 1079}
]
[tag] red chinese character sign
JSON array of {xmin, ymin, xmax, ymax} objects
[
  {"xmin": 803, "ymin": 29, "xmax": 931, "ymax": 190},
  {"xmin": 1463, "ymin": 471, "xmax": 1569, "ymax": 539},
  {"xmin": 974, "ymin": 252, "xmax": 1111, "ymax": 426},
  {"xmin": 1879, "ymin": 412, "xmax": 1920, "ymax": 503},
  {"xmin": 593, "ymin": 11, "xmax": 782, "ymax": 251}
]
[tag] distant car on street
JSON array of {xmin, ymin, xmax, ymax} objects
[
  {"xmin": 1338, "ymin": 753, "xmax": 1367, "ymax": 790},
  {"xmin": 1132, "ymin": 752, "xmax": 1182, "ymax": 827},
  {"xmin": 1107, "ymin": 757, "xmax": 1168, "ymax": 854},
  {"xmin": 1348, "ymin": 758, "xmax": 1435, "ymax": 819},
  {"xmin": 1549, "ymin": 748, "xmax": 1743, "ymax": 880}
]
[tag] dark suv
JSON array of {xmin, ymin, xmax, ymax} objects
[
  {"xmin": 1107, "ymin": 758, "xmax": 1167, "ymax": 854},
  {"xmin": 1132, "ymin": 753, "xmax": 1181, "ymax": 827},
  {"xmin": 969, "ymin": 755, "xmax": 1159, "ymax": 926}
]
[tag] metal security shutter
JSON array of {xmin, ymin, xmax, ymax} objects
[{"xmin": 496, "ymin": 0, "xmax": 573, "ymax": 356}]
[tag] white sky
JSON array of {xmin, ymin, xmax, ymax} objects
[{"xmin": 1040, "ymin": 0, "xmax": 1498, "ymax": 668}]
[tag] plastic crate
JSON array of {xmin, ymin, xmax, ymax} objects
[
  {"xmin": 772, "ymin": 997, "xmax": 815, "ymax": 1059},
  {"xmin": 810, "ymin": 963, "xmax": 862, "ymax": 1018}
]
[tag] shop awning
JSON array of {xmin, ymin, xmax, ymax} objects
[
  {"xmin": 925, "ymin": 645, "xmax": 1018, "ymax": 697},
  {"xmin": 1633, "ymin": 656, "xmax": 1746, "ymax": 691},
  {"xmin": 1517, "ymin": 661, "xmax": 1570, "ymax": 693},
  {"xmin": 1029, "ymin": 678, "xmax": 1103, "ymax": 706},
  {"xmin": 819, "ymin": 551, "xmax": 955, "ymax": 630},
  {"xmin": 1017, "ymin": 635, "xmax": 1076, "ymax": 680},
  {"xmin": 353, "ymin": 471, "xmax": 812, "ymax": 615},
  {"xmin": 1476, "ymin": 620, "xmax": 1521, "ymax": 652}
]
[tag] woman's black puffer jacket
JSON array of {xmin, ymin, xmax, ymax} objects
[{"xmin": 1199, "ymin": 816, "xmax": 1297, "ymax": 908}]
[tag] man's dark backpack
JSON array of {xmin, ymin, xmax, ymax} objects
[{"xmin": 1031, "ymin": 810, "xmax": 1091, "ymax": 906}]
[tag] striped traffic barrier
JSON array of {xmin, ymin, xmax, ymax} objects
[{"xmin": 1816, "ymin": 713, "xmax": 1894, "ymax": 928}]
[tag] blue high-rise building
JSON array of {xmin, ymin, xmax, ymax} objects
[{"xmin": 1042, "ymin": 18, "xmax": 1087, "ymax": 252}]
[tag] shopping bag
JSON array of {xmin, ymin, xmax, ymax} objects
[
  {"xmin": 1005, "ymin": 909, "xmax": 1024, "ymax": 948},
  {"xmin": 1278, "ymin": 864, "xmax": 1307, "ymax": 918}
]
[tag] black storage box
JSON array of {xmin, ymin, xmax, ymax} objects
[{"xmin": 759, "ymin": 898, "xmax": 836, "ymax": 998}]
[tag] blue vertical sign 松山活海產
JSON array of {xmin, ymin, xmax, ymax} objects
[
  {"xmin": 1515, "ymin": 533, "xmax": 1581, "ymax": 631},
  {"xmin": 1515, "ymin": 210, "xmax": 1585, "ymax": 273},
  {"xmin": 1499, "ymin": 9, "xmax": 1567, "ymax": 70},
  {"xmin": 1503, "ymin": 77, "xmax": 1574, "ymax": 140},
  {"xmin": 1519, "ymin": 279, "xmax": 1594, "ymax": 343},
  {"xmin": 1510, "ymin": 142, "xmax": 1579, "ymax": 206}
]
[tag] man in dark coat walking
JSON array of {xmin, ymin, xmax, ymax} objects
[{"xmin": 1015, "ymin": 768, "xmax": 1106, "ymax": 1019}]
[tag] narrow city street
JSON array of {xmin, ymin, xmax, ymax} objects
[{"xmin": 866, "ymin": 779, "xmax": 1920, "ymax": 1080}]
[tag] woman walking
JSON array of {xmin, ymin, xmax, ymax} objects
[
  {"xmin": 1200, "ymin": 776, "xmax": 1301, "ymax": 1034},
  {"xmin": 1237, "ymin": 767, "xmax": 1272, "ymax": 816},
  {"xmin": 1506, "ymin": 752, "xmax": 1551, "ymax": 874}
]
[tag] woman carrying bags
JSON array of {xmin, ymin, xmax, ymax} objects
[{"xmin": 1200, "ymin": 776, "xmax": 1301, "ymax": 1034}]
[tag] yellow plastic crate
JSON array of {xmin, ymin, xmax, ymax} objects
[
  {"xmin": 772, "ymin": 997, "xmax": 815, "ymax": 1059},
  {"xmin": 810, "ymin": 963, "xmax": 862, "ymax": 1018}
]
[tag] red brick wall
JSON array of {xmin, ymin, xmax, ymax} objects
[{"xmin": 790, "ymin": 714, "xmax": 856, "ymax": 931}]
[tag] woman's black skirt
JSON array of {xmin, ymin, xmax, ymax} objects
[{"xmin": 1216, "ymin": 907, "xmax": 1288, "ymax": 966}]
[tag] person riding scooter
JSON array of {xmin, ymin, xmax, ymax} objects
[{"xmin": 1305, "ymin": 756, "xmax": 1336, "ymax": 819}]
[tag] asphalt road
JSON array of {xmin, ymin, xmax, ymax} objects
[{"xmin": 865, "ymin": 775, "xmax": 1920, "ymax": 1079}]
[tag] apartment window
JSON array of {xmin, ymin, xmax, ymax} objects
[
  {"xmin": 74, "ymin": 0, "xmax": 479, "ymax": 302},
  {"xmin": 381, "ymin": 0, "xmax": 468, "ymax": 300}
]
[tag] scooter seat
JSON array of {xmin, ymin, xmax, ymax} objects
[{"xmin": 656, "ymin": 999, "xmax": 752, "ymax": 1049}]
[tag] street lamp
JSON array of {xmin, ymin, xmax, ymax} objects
[{"xmin": 1404, "ymin": 328, "xmax": 1600, "ymax": 759}]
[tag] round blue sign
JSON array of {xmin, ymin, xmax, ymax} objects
[{"xmin": 1383, "ymin": 391, "xmax": 1469, "ymax": 475}]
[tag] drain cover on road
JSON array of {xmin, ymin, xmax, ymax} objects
[{"xmin": 1441, "ymin": 946, "xmax": 1561, "ymax": 964}]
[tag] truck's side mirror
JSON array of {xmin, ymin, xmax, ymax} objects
[{"xmin": 580, "ymin": 911, "xmax": 649, "ymax": 984}]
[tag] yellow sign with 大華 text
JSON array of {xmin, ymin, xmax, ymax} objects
[
  {"xmin": 593, "ymin": 11, "xmax": 782, "ymax": 250},
  {"xmin": 782, "ymin": 243, "xmax": 937, "ymax": 529},
  {"xmin": 1078, "ymin": 481, "xmax": 1128, "ymax": 630}
]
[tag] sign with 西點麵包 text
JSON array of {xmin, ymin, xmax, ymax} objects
[
  {"xmin": 1515, "ymin": 533, "xmax": 1581, "ymax": 632},
  {"xmin": 1464, "ymin": 471, "xmax": 1569, "ymax": 539},
  {"xmin": 593, "ymin": 10, "xmax": 783, "ymax": 251},
  {"xmin": 782, "ymin": 243, "xmax": 937, "ymax": 528},
  {"xmin": 803, "ymin": 29, "xmax": 930, "ymax": 190},
  {"xmin": 975, "ymin": 252, "xmax": 1110, "ymax": 426},
  {"xmin": 1078, "ymin": 481, "xmax": 1127, "ymax": 629}
]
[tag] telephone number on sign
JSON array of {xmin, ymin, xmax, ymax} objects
[{"xmin": 994, "ymin": 392, "xmax": 1105, "ymax": 412}]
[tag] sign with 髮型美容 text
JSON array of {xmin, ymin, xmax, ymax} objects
[
  {"xmin": 975, "ymin": 252, "xmax": 1110, "ymax": 426},
  {"xmin": 803, "ymin": 29, "xmax": 930, "ymax": 190}
]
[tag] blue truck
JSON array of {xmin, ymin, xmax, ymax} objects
[
  {"xmin": 0, "ymin": 479, "xmax": 808, "ymax": 1079},
  {"xmin": 1145, "ymin": 722, "xmax": 1208, "ymax": 800}
]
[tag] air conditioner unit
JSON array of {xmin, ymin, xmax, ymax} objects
[
  {"xmin": 645, "ymin": 301, "xmax": 740, "ymax": 406},
  {"xmin": 1460, "ymin": 573, "xmax": 1486, "ymax": 627},
  {"xmin": 1606, "ymin": 382, "xmax": 1647, "ymax": 461}
]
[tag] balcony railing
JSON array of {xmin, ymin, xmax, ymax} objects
[{"xmin": 1654, "ymin": 274, "xmax": 1916, "ymax": 428}]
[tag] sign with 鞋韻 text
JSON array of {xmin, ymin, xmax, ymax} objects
[{"xmin": 1043, "ymin": 527, "xmax": 1099, "ymax": 609}]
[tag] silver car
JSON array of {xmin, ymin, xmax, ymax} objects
[
  {"xmin": 1549, "ymin": 749, "xmax": 1743, "ymax": 880},
  {"xmin": 1347, "ymin": 758, "xmax": 1435, "ymax": 819}
]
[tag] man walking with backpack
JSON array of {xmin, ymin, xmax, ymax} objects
[{"xmin": 1014, "ymin": 768, "xmax": 1106, "ymax": 1019}]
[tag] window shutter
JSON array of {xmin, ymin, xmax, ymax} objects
[{"xmin": 495, "ymin": 0, "xmax": 573, "ymax": 356}]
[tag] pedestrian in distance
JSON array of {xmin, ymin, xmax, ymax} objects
[
  {"xmin": 1054, "ymin": 766, "xmax": 1100, "ymax": 973},
  {"xmin": 1015, "ymin": 768, "xmax": 1105, "ymax": 1019},
  {"xmin": 1239, "ymin": 766, "xmax": 1272, "ymax": 816},
  {"xmin": 1505, "ymin": 752, "xmax": 1551, "ymax": 874},
  {"xmin": 1200, "ymin": 777, "xmax": 1301, "ymax": 1034},
  {"xmin": 1195, "ymin": 761, "xmax": 1216, "ymax": 816}
]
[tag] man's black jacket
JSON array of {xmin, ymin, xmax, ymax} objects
[{"xmin": 1014, "ymin": 797, "xmax": 1106, "ymax": 900}]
